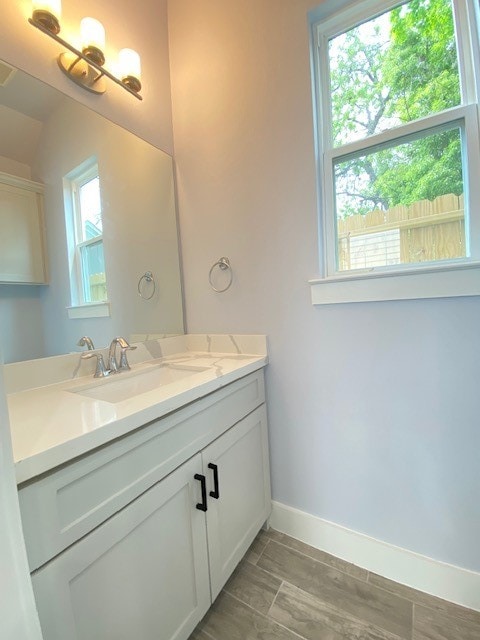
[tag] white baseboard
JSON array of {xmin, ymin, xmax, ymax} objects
[{"xmin": 270, "ymin": 501, "xmax": 480, "ymax": 612}]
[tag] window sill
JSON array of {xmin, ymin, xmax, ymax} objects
[
  {"xmin": 309, "ymin": 262, "xmax": 480, "ymax": 305},
  {"xmin": 67, "ymin": 302, "xmax": 110, "ymax": 319}
]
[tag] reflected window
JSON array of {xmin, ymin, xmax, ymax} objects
[{"xmin": 64, "ymin": 160, "xmax": 108, "ymax": 305}]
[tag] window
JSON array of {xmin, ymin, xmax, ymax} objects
[
  {"xmin": 64, "ymin": 160, "xmax": 108, "ymax": 311},
  {"xmin": 310, "ymin": 0, "xmax": 480, "ymax": 302}
]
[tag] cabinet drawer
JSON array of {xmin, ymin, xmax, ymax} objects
[{"xmin": 19, "ymin": 370, "xmax": 264, "ymax": 571}]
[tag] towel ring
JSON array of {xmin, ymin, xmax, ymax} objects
[
  {"xmin": 209, "ymin": 257, "xmax": 233, "ymax": 293},
  {"xmin": 137, "ymin": 271, "xmax": 156, "ymax": 300}
]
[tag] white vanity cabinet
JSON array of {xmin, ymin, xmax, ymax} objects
[
  {"xmin": 0, "ymin": 172, "xmax": 47, "ymax": 284},
  {"xmin": 31, "ymin": 454, "xmax": 211, "ymax": 640},
  {"xmin": 19, "ymin": 370, "xmax": 271, "ymax": 640},
  {"xmin": 202, "ymin": 406, "xmax": 270, "ymax": 600}
]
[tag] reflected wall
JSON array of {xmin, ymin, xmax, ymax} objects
[{"xmin": 0, "ymin": 66, "xmax": 184, "ymax": 363}]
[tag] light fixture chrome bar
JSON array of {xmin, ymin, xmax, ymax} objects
[{"xmin": 28, "ymin": 17, "xmax": 143, "ymax": 101}]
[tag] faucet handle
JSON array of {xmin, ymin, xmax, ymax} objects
[
  {"xmin": 116, "ymin": 337, "xmax": 132, "ymax": 349},
  {"xmin": 118, "ymin": 342, "xmax": 137, "ymax": 371},
  {"xmin": 81, "ymin": 351, "xmax": 110, "ymax": 378}
]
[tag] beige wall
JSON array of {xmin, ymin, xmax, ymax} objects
[{"xmin": 169, "ymin": 0, "xmax": 480, "ymax": 573}]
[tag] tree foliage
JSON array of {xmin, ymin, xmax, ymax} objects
[{"xmin": 330, "ymin": 0, "xmax": 462, "ymax": 217}]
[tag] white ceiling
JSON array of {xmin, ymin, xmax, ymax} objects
[{"xmin": 0, "ymin": 63, "xmax": 64, "ymax": 165}]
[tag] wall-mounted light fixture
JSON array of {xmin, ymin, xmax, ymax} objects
[{"xmin": 29, "ymin": 1, "xmax": 142, "ymax": 100}]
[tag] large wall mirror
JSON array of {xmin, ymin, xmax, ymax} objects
[{"xmin": 0, "ymin": 61, "xmax": 184, "ymax": 364}]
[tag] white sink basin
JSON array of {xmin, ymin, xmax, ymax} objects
[{"xmin": 70, "ymin": 364, "xmax": 209, "ymax": 404}]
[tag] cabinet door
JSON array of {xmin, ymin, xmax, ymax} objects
[
  {"xmin": 0, "ymin": 182, "xmax": 46, "ymax": 283},
  {"xmin": 32, "ymin": 454, "xmax": 210, "ymax": 640},
  {"xmin": 203, "ymin": 405, "xmax": 271, "ymax": 599}
]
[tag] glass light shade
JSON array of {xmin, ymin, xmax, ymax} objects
[
  {"xmin": 80, "ymin": 17, "xmax": 105, "ymax": 52},
  {"xmin": 119, "ymin": 49, "xmax": 141, "ymax": 81},
  {"xmin": 32, "ymin": 0, "xmax": 61, "ymax": 19}
]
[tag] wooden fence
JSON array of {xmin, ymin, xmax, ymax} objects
[
  {"xmin": 337, "ymin": 194, "xmax": 465, "ymax": 271},
  {"xmin": 89, "ymin": 272, "xmax": 107, "ymax": 302}
]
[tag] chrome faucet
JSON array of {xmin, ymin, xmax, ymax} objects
[
  {"xmin": 77, "ymin": 336, "xmax": 95, "ymax": 350},
  {"xmin": 81, "ymin": 351, "xmax": 110, "ymax": 378},
  {"xmin": 108, "ymin": 337, "xmax": 137, "ymax": 373},
  {"xmin": 80, "ymin": 337, "xmax": 137, "ymax": 378}
]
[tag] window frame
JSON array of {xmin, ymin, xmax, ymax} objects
[
  {"xmin": 63, "ymin": 159, "xmax": 110, "ymax": 316},
  {"xmin": 309, "ymin": 0, "xmax": 480, "ymax": 303}
]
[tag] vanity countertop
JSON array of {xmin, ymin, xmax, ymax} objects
[{"xmin": 8, "ymin": 347, "xmax": 267, "ymax": 485}]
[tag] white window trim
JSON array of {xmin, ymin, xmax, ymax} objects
[
  {"xmin": 63, "ymin": 160, "xmax": 108, "ymax": 311},
  {"xmin": 310, "ymin": 261, "xmax": 480, "ymax": 305},
  {"xmin": 67, "ymin": 302, "xmax": 111, "ymax": 320},
  {"xmin": 309, "ymin": 0, "xmax": 480, "ymax": 304}
]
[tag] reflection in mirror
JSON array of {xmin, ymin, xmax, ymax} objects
[{"xmin": 0, "ymin": 61, "xmax": 184, "ymax": 364}]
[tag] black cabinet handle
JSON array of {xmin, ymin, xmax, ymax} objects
[
  {"xmin": 208, "ymin": 463, "xmax": 220, "ymax": 499},
  {"xmin": 194, "ymin": 474, "xmax": 207, "ymax": 511}
]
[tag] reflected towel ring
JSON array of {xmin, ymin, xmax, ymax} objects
[
  {"xmin": 209, "ymin": 257, "xmax": 233, "ymax": 293},
  {"xmin": 137, "ymin": 271, "xmax": 156, "ymax": 300}
]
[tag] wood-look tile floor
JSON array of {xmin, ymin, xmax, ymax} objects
[{"xmin": 188, "ymin": 528, "xmax": 480, "ymax": 640}]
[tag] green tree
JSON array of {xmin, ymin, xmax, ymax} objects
[
  {"xmin": 330, "ymin": 0, "xmax": 462, "ymax": 216},
  {"xmin": 330, "ymin": 26, "xmax": 391, "ymax": 214},
  {"xmin": 384, "ymin": 0, "xmax": 460, "ymax": 121}
]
